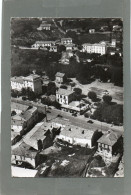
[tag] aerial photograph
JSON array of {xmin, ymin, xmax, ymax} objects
[{"xmin": 11, "ymin": 18, "xmax": 124, "ymax": 177}]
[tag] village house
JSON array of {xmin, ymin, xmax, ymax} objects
[
  {"xmin": 31, "ymin": 41, "xmax": 55, "ymax": 49},
  {"xmin": 11, "ymin": 104, "xmax": 38, "ymax": 137},
  {"xmin": 61, "ymin": 38, "xmax": 72, "ymax": 45},
  {"xmin": 49, "ymin": 46, "xmax": 57, "ymax": 52},
  {"xmin": 61, "ymin": 101, "xmax": 89, "ymax": 115},
  {"xmin": 89, "ymin": 29, "xmax": 95, "ymax": 34},
  {"xmin": 11, "ymin": 142, "xmax": 46, "ymax": 168},
  {"xmin": 65, "ymin": 43, "xmax": 75, "ymax": 51},
  {"xmin": 11, "ymin": 74, "xmax": 42, "ymax": 95},
  {"xmin": 37, "ymin": 22, "xmax": 51, "ymax": 30},
  {"xmin": 82, "ymin": 41, "xmax": 107, "ymax": 55},
  {"xmin": 11, "ymin": 76, "xmax": 25, "ymax": 91},
  {"xmin": 23, "ymin": 122, "xmax": 61, "ymax": 151},
  {"xmin": 56, "ymin": 124, "xmax": 102, "ymax": 148},
  {"xmin": 11, "ymin": 102, "xmax": 29, "ymax": 114},
  {"xmin": 97, "ymin": 130, "xmax": 122, "ymax": 162},
  {"xmin": 56, "ymin": 88, "xmax": 74, "ymax": 105},
  {"xmin": 55, "ymin": 72, "xmax": 65, "ymax": 83}
]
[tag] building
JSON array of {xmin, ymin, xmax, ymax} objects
[
  {"xmin": 23, "ymin": 74, "xmax": 42, "ymax": 94},
  {"xmin": 23, "ymin": 122, "xmax": 60, "ymax": 151},
  {"xmin": 61, "ymin": 38, "xmax": 72, "ymax": 45},
  {"xmin": 11, "ymin": 74, "xmax": 42, "ymax": 95},
  {"xmin": 32, "ymin": 41, "xmax": 55, "ymax": 49},
  {"xmin": 11, "ymin": 166, "xmax": 38, "ymax": 177},
  {"xmin": 11, "ymin": 142, "xmax": 44, "ymax": 168},
  {"xmin": 11, "ymin": 104, "xmax": 38, "ymax": 138},
  {"xmin": 49, "ymin": 46, "xmax": 57, "ymax": 52},
  {"xmin": 97, "ymin": 130, "xmax": 122, "ymax": 162},
  {"xmin": 82, "ymin": 41, "xmax": 107, "ymax": 55},
  {"xmin": 61, "ymin": 101, "xmax": 89, "ymax": 115},
  {"xmin": 11, "ymin": 102, "xmax": 29, "ymax": 114},
  {"xmin": 11, "ymin": 76, "xmax": 25, "ymax": 91},
  {"xmin": 89, "ymin": 29, "xmax": 95, "ymax": 34},
  {"xmin": 37, "ymin": 22, "xmax": 51, "ymax": 30},
  {"xmin": 56, "ymin": 124, "xmax": 102, "ymax": 148},
  {"xmin": 55, "ymin": 72, "xmax": 65, "ymax": 83},
  {"xmin": 56, "ymin": 88, "xmax": 74, "ymax": 105},
  {"xmin": 65, "ymin": 43, "xmax": 75, "ymax": 51}
]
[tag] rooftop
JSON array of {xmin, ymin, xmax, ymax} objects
[
  {"xmin": 11, "ymin": 166, "xmax": 38, "ymax": 177},
  {"xmin": 11, "ymin": 118, "xmax": 25, "ymax": 126},
  {"xmin": 11, "ymin": 102, "xmax": 29, "ymax": 112},
  {"xmin": 12, "ymin": 142, "xmax": 38, "ymax": 158},
  {"xmin": 61, "ymin": 38, "xmax": 72, "ymax": 41},
  {"xmin": 59, "ymin": 124, "xmax": 97, "ymax": 140},
  {"xmin": 23, "ymin": 122, "xmax": 53, "ymax": 150},
  {"xmin": 56, "ymin": 88, "xmax": 74, "ymax": 96},
  {"xmin": 11, "ymin": 76, "xmax": 24, "ymax": 84},
  {"xmin": 55, "ymin": 72, "xmax": 65, "ymax": 78},
  {"xmin": 97, "ymin": 130, "xmax": 122, "ymax": 146},
  {"xmin": 19, "ymin": 106, "xmax": 37, "ymax": 121},
  {"xmin": 11, "ymin": 131, "xmax": 20, "ymax": 141},
  {"xmin": 24, "ymin": 74, "xmax": 41, "ymax": 81}
]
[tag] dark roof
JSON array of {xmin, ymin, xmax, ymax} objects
[{"xmin": 97, "ymin": 130, "xmax": 122, "ymax": 146}]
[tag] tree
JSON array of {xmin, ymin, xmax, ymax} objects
[
  {"xmin": 73, "ymin": 88, "xmax": 82, "ymax": 95},
  {"xmin": 11, "ymin": 110, "xmax": 16, "ymax": 116},
  {"xmin": 103, "ymin": 95, "xmax": 112, "ymax": 104},
  {"xmin": 47, "ymin": 82, "xmax": 57, "ymax": 96},
  {"xmin": 60, "ymin": 85, "xmax": 67, "ymax": 89},
  {"xmin": 57, "ymin": 45, "xmax": 66, "ymax": 53},
  {"xmin": 21, "ymin": 88, "xmax": 27, "ymax": 96},
  {"xmin": 88, "ymin": 91, "xmax": 97, "ymax": 101}
]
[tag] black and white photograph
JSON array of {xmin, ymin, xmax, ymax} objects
[{"xmin": 10, "ymin": 18, "xmax": 124, "ymax": 178}]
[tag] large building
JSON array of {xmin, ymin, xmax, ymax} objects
[
  {"xmin": 11, "ymin": 74, "xmax": 42, "ymax": 94},
  {"xmin": 37, "ymin": 22, "xmax": 51, "ymax": 30},
  {"xmin": 82, "ymin": 41, "xmax": 107, "ymax": 55},
  {"xmin": 56, "ymin": 124, "xmax": 102, "ymax": 148},
  {"xmin": 97, "ymin": 130, "xmax": 122, "ymax": 162},
  {"xmin": 56, "ymin": 88, "xmax": 74, "ymax": 105},
  {"xmin": 31, "ymin": 41, "xmax": 55, "ymax": 49}
]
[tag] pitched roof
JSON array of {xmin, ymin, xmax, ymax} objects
[
  {"xmin": 24, "ymin": 74, "xmax": 40, "ymax": 81},
  {"xmin": 12, "ymin": 142, "xmax": 38, "ymax": 159},
  {"xmin": 23, "ymin": 122, "xmax": 52, "ymax": 150},
  {"xmin": 59, "ymin": 124, "xmax": 97, "ymax": 140},
  {"xmin": 19, "ymin": 107, "xmax": 37, "ymax": 121},
  {"xmin": 61, "ymin": 37, "xmax": 72, "ymax": 41},
  {"xmin": 11, "ymin": 76, "xmax": 24, "ymax": 84},
  {"xmin": 97, "ymin": 130, "xmax": 122, "ymax": 146},
  {"xmin": 55, "ymin": 72, "xmax": 65, "ymax": 78},
  {"xmin": 11, "ymin": 102, "xmax": 29, "ymax": 112}
]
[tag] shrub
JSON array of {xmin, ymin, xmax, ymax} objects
[
  {"xmin": 88, "ymin": 91, "xmax": 97, "ymax": 101},
  {"xmin": 103, "ymin": 95, "xmax": 112, "ymax": 104}
]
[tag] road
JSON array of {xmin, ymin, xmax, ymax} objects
[{"xmin": 11, "ymin": 98, "xmax": 123, "ymax": 134}]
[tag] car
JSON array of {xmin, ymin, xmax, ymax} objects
[
  {"xmin": 87, "ymin": 120, "xmax": 93, "ymax": 124},
  {"xmin": 72, "ymin": 113, "xmax": 77, "ymax": 117},
  {"xmin": 57, "ymin": 114, "xmax": 63, "ymax": 118}
]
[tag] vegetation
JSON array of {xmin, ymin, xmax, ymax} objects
[
  {"xmin": 103, "ymin": 95, "xmax": 112, "ymax": 104},
  {"xmin": 92, "ymin": 103, "xmax": 123, "ymax": 125},
  {"xmin": 88, "ymin": 91, "xmax": 97, "ymax": 101}
]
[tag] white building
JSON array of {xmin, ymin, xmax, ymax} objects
[
  {"xmin": 82, "ymin": 41, "xmax": 107, "ymax": 55},
  {"xmin": 56, "ymin": 124, "xmax": 101, "ymax": 148},
  {"xmin": 32, "ymin": 41, "xmax": 55, "ymax": 49},
  {"xmin": 61, "ymin": 38, "xmax": 72, "ymax": 45},
  {"xmin": 37, "ymin": 22, "xmax": 51, "ymax": 31},
  {"xmin": 11, "ymin": 74, "xmax": 42, "ymax": 95},
  {"xmin": 56, "ymin": 88, "xmax": 74, "ymax": 105},
  {"xmin": 55, "ymin": 72, "xmax": 65, "ymax": 83},
  {"xmin": 89, "ymin": 29, "xmax": 95, "ymax": 34}
]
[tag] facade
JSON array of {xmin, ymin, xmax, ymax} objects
[
  {"xmin": 56, "ymin": 88, "xmax": 74, "ymax": 105},
  {"xmin": 11, "ymin": 74, "xmax": 42, "ymax": 95},
  {"xmin": 56, "ymin": 125, "xmax": 102, "ymax": 148},
  {"xmin": 37, "ymin": 22, "xmax": 51, "ymax": 30},
  {"xmin": 49, "ymin": 46, "xmax": 57, "ymax": 52},
  {"xmin": 11, "ymin": 76, "xmax": 25, "ymax": 91},
  {"xmin": 55, "ymin": 72, "xmax": 65, "ymax": 83},
  {"xmin": 61, "ymin": 38, "xmax": 72, "ymax": 45},
  {"xmin": 82, "ymin": 41, "xmax": 107, "ymax": 55},
  {"xmin": 11, "ymin": 166, "xmax": 38, "ymax": 177},
  {"xmin": 32, "ymin": 41, "xmax": 55, "ymax": 49},
  {"xmin": 97, "ymin": 130, "xmax": 122, "ymax": 162},
  {"xmin": 89, "ymin": 29, "xmax": 95, "ymax": 34},
  {"xmin": 65, "ymin": 44, "xmax": 75, "ymax": 51}
]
